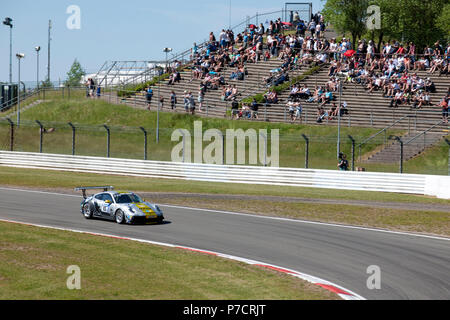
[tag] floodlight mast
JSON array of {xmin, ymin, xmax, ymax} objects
[
  {"xmin": 16, "ymin": 53, "xmax": 25, "ymax": 127},
  {"xmin": 3, "ymin": 17, "xmax": 13, "ymax": 84},
  {"xmin": 35, "ymin": 46, "xmax": 41, "ymax": 90}
]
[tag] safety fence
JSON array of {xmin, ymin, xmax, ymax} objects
[{"xmin": 0, "ymin": 151, "xmax": 449, "ymax": 199}]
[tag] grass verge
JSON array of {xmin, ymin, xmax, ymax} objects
[{"xmin": 0, "ymin": 221, "xmax": 338, "ymax": 300}]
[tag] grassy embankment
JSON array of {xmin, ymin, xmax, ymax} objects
[
  {"xmin": 0, "ymin": 221, "xmax": 338, "ymax": 300},
  {"xmin": 1, "ymin": 94, "xmax": 423, "ymax": 172}
]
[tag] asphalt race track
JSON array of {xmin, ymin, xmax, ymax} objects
[{"xmin": 0, "ymin": 187, "xmax": 449, "ymax": 300}]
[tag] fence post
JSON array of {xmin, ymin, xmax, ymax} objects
[
  {"xmin": 103, "ymin": 125, "xmax": 110, "ymax": 158},
  {"xmin": 6, "ymin": 118, "xmax": 14, "ymax": 151},
  {"xmin": 140, "ymin": 127, "xmax": 148, "ymax": 160},
  {"xmin": 348, "ymin": 135, "xmax": 355, "ymax": 171},
  {"xmin": 260, "ymin": 131, "xmax": 267, "ymax": 167},
  {"xmin": 35, "ymin": 120, "xmax": 44, "ymax": 153},
  {"xmin": 264, "ymin": 103, "xmax": 267, "ymax": 121},
  {"xmin": 222, "ymin": 132, "xmax": 225, "ymax": 165},
  {"xmin": 68, "ymin": 122, "xmax": 76, "ymax": 155},
  {"xmin": 178, "ymin": 129, "xmax": 185, "ymax": 163},
  {"xmin": 302, "ymin": 134, "xmax": 309, "ymax": 169},
  {"xmin": 445, "ymin": 139, "xmax": 450, "ymax": 176},
  {"xmin": 393, "ymin": 136, "xmax": 403, "ymax": 174}
]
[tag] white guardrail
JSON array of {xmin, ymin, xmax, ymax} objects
[{"xmin": 1, "ymin": 151, "xmax": 450, "ymax": 199}]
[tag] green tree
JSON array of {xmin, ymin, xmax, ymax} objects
[
  {"xmin": 437, "ymin": 3, "xmax": 450, "ymax": 40},
  {"xmin": 324, "ymin": 0, "xmax": 447, "ymax": 52},
  {"xmin": 395, "ymin": 0, "xmax": 446, "ymax": 51},
  {"xmin": 40, "ymin": 78, "xmax": 54, "ymax": 89},
  {"xmin": 367, "ymin": 0, "xmax": 401, "ymax": 52},
  {"xmin": 322, "ymin": 0, "xmax": 369, "ymax": 49},
  {"xmin": 64, "ymin": 59, "xmax": 85, "ymax": 87}
]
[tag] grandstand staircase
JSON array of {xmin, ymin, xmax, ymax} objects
[
  {"xmin": 111, "ymin": 56, "xmax": 314, "ymax": 118},
  {"xmin": 363, "ymin": 129, "xmax": 447, "ymax": 163}
]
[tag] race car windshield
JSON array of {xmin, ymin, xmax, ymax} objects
[{"xmin": 114, "ymin": 194, "xmax": 142, "ymax": 204}]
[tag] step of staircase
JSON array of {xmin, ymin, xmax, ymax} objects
[{"xmin": 364, "ymin": 130, "xmax": 446, "ymax": 163}]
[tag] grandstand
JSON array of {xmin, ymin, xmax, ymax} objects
[{"xmin": 93, "ymin": 8, "xmax": 449, "ymax": 163}]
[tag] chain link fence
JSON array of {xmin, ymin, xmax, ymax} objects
[{"xmin": 1, "ymin": 118, "xmax": 449, "ymax": 175}]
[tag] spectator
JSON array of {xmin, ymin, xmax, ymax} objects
[
  {"xmin": 146, "ymin": 86, "xmax": 153, "ymax": 110},
  {"xmin": 198, "ymin": 89, "xmax": 205, "ymax": 112},
  {"xmin": 183, "ymin": 91, "xmax": 190, "ymax": 113},
  {"xmin": 170, "ymin": 91, "xmax": 177, "ymax": 110},
  {"xmin": 338, "ymin": 154, "xmax": 349, "ymax": 171},
  {"xmin": 440, "ymin": 97, "xmax": 449, "ymax": 124},
  {"xmin": 294, "ymin": 102, "xmax": 303, "ymax": 122},
  {"xmin": 188, "ymin": 92, "xmax": 196, "ymax": 115},
  {"xmin": 231, "ymin": 97, "xmax": 240, "ymax": 119},
  {"xmin": 250, "ymin": 99, "xmax": 259, "ymax": 119}
]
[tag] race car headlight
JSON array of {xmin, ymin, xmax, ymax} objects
[
  {"xmin": 128, "ymin": 206, "xmax": 136, "ymax": 213},
  {"xmin": 155, "ymin": 205, "xmax": 162, "ymax": 213}
]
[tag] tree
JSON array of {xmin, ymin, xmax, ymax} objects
[
  {"xmin": 367, "ymin": 0, "xmax": 401, "ymax": 52},
  {"xmin": 40, "ymin": 78, "xmax": 54, "ymax": 88},
  {"xmin": 324, "ymin": 0, "xmax": 447, "ymax": 52},
  {"xmin": 322, "ymin": 0, "xmax": 369, "ymax": 49},
  {"xmin": 437, "ymin": 3, "xmax": 450, "ymax": 40},
  {"xmin": 64, "ymin": 59, "xmax": 85, "ymax": 87},
  {"xmin": 394, "ymin": 0, "xmax": 446, "ymax": 51}
]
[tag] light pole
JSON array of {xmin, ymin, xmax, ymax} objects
[
  {"xmin": 163, "ymin": 47, "xmax": 173, "ymax": 72},
  {"xmin": 16, "ymin": 53, "xmax": 25, "ymax": 127},
  {"xmin": 337, "ymin": 77, "xmax": 343, "ymax": 160},
  {"xmin": 3, "ymin": 17, "xmax": 13, "ymax": 83},
  {"xmin": 35, "ymin": 46, "xmax": 41, "ymax": 90},
  {"xmin": 47, "ymin": 20, "xmax": 52, "ymax": 84},
  {"xmin": 157, "ymin": 48, "xmax": 173, "ymax": 144}
]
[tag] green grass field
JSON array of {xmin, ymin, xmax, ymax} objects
[{"xmin": 0, "ymin": 221, "xmax": 338, "ymax": 300}]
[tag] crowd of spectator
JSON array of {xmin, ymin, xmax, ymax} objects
[{"xmin": 142, "ymin": 9, "xmax": 449, "ymax": 126}]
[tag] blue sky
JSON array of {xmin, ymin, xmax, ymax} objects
[{"xmin": 0, "ymin": 0, "xmax": 325, "ymax": 83}]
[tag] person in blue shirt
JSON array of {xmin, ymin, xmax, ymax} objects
[{"xmin": 146, "ymin": 87, "xmax": 153, "ymax": 110}]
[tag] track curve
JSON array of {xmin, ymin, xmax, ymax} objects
[{"xmin": 0, "ymin": 187, "xmax": 449, "ymax": 300}]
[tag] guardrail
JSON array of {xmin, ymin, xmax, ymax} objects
[{"xmin": 1, "ymin": 151, "xmax": 449, "ymax": 199}]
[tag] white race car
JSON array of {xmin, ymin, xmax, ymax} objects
[{"xmin": 76, "ymin": 186, "xmax": 164, "ymax": 225}]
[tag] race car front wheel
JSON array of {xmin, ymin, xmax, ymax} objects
[
  {"xmin": 115, "ymin": 209, "xmax": 125, "ymax": 224},
  {"xmin": 83, "ymin": 203, "xmax": 93, "ymax": 219}
]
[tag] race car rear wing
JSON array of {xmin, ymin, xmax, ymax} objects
[{"xmin": 74, "ymin": 186, "xmax": 114, "ymax": 199}]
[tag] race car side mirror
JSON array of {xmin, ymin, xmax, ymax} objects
[{"xmin": 105, "ymin": 200, "xmax": 112, "ymax": 204}]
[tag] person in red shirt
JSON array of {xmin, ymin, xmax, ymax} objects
[
  {"xmin": 396, "ymin": 44, "xmax": 406, "ymax": 55},
  {"xmin": 440, "ymin": 98, "xmax": 449, "ymax": 124}
]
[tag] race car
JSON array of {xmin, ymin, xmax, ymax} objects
[{"xmin": 75, "ymin": 186, "xmax": 164, "ymax": 225}]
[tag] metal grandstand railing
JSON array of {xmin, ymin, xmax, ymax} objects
[{"xmin": 93, "ymin": 9, "xmax": 297, "ymax": 90}]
